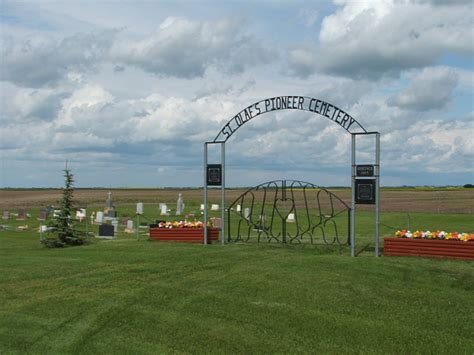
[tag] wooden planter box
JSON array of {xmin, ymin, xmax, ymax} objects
[
  {"xmin": 384, "ymin": 238, "xmax": 474, "ymax": 260},
  {"xmin": 149, "ymin": 228, "xmax": 220, "ymax": 244}
]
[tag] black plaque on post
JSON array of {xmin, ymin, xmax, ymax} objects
[
  {"xmin": 207, "ymin": 164, "xmax": 222, "ymax": 186},
  {"xmin": 355, "ymin": 179, "xmax": 376, "ymax": 204},
  {"xmin": 356, "ymin": 165, "xmax": 375, "ymax": 177}
]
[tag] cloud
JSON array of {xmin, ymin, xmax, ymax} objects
[
  {"xmin": 387, "ymin": 67, "xmax": 459, "ymax": 111},
  {"xmin": 110, "ymin": 17, "xmax": 275, "ymax": 78},
  {"xmin": 314, "ymin": 0, "xmax": 473, "ymax": 79},
  {"xmin": 0, "ymin": 30, "xmax": 117, "ymax": 87}
]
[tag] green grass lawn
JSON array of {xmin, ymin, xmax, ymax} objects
[{"xmin": 1, "ymin": 231, "xmax": 473, "ymax": 353}]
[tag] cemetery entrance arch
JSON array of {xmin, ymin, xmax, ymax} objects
[{"xmin": 203, "ymin": 96, "xmax": 380, "ymax": 256}]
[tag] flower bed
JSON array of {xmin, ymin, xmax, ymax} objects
[
  {"xmin": 149, "ymin": 221, "xmax": 219, "ymax": 244},
  {"xmin": 384, "ymin": 230, "xmax": 474, "ymax": 259}
]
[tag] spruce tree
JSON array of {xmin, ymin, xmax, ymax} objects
[{"xmin": 42, "ymin": 167, "xmax": 85, "ymax": 247}]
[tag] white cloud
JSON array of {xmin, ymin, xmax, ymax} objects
[
  {"xmin": 387, "ymin": 67, "xmax": 459, "ymax": 111},
  {"xmin": 110, "ymin": 17, "xmax": 275, "ymax": 78},
  {"xmin": 315, "ymin": 0, "xmax": 473, "ymax": 79}
]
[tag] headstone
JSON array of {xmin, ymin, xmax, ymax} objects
[
  {"xmin": 106, "ymin": 191, "xmax": 113, "ymax": 208},
  {"xmin": 17, "ymin": 209, "xmax": 28, "ymax": 220},
  {"xmin": 106, "ymin": 210, "xmax": 117, "ymax": 218},
  {"xmin": 38, "ymin": 210, "xmax": 49, "ymax": 221},
  {"xmin": 136, "ymin": 202, "xmax": 144, "ymax": 215},
  {"xmin": 39, "ymin": 225, "xmax": 49, "ymax": 233},
  {"xmin": 287, "ymin": 213, "xmax": 296, "ymax": 223},
  {"xmin": 176, "ymin": 193, "xmax": 185, "ymax": 215},
  {"xmin": 95, "ymin": 211, "xmax": 104, "ymax": 224},
  {"xmin": 127, "ymin": 220, "xmax": 134, "ymax": 229},
  {"xmin": 53, "ymin": 209, "xmax": 60, "ymax": 217},
  {"xmin": 99, "ymin": 224, "xmax": 114, "ymax": 237},
  {"xmin": 210, "ymin": 217, "xmax": 222, "ymax": 229},
  {"xmin": 211, "ymin": 204, "xmax": 219, "ymax": 211},
  {"xmin": 112, "ymin": 220, "xmax": 119, "ymax": 233},
  {"xmin": 104, "ymin": 191, "xmax": 117, "ymax": 217},
  {"xmin": 200, "ymin": 204, "xmax": 205, "ymax": 211},
  {"xmin": 2, "ymin": 211, "xmax": 10, "ymax": 220},
  {"xmin": 76, "ymin": 208, "xmax": 86, "ymax": 221},
  {"xmin": 160, "ymin": 204, "xmax": 169, "ymax": 216},
  {"xmin": 244, "ymin": 208, "xmax": 251, "ymax": 220},
  {"xmin": 236, "ymin": 204, "xmax": 241, "ymax": 212}
]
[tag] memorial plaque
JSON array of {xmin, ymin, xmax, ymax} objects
[
  {"xmin": 356, "ymin": 165, "xmax": 375, "ymax": 177},
  {"xmin": 355, "ymin": 179, "xmax": 376, "ymax": 204},
  {"xmin": 207, "ymin": 164, "xmax": 222, "ymax": 186},
  {"xmin": 99, "ymin": 224, "xmax": 115, "ymax": 237}
]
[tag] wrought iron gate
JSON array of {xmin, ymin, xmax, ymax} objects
[{"xmin": 226, "ymin": 180, "xmax": 351, "ymax": 245}]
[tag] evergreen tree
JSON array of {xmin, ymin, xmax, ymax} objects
[{"xmin": 42, "ymin": 167, "xmax": 85, "ymax": 247}]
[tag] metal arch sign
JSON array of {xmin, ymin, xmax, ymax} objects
[{"xmin": 213, "ymin": 96, "xmax": 367, "ymax": 142}]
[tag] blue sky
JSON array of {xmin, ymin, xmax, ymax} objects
[{"xmin": 0, "ymin": 0, "xmax": 473, "ymax": 188}]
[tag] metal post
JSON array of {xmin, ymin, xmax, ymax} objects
[
  {"xmin": 221, "ymin": 143, "xmax": 225, "ymax": 245},
  {"xmin": 375, "ymin": 133, "xmax": 381, "ymax": 257},
  {"xmin": 204, "ymin": 143, "xmax": 208, "ymax": 245},
  {"xmin": 351, "ymin": 134, "xmax": 356, "ymax": 257},
  {"xmin": 136, "ymin": 214, "xmax": 140, "ymax": 240}
]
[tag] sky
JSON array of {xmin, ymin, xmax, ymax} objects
[{"xmin": 0, "ymin": 0, "xmax": 473, "ymax": 188}]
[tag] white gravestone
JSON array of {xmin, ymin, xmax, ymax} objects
[
  {"xmin": 200, "ymin": 204, "xmax": 205, "ymax": 211},
  {"xmin": 287, "ymin": 213, "xmax": 295, "ymax": 223},
  {"xmin": 236, "ymin": 205, "xmax": 241, "ymax": 212},
  {"xmin": 211, "ymin": 204, "xmax": 219, "ymax": 211},
  {"xmin": 95, "ymin": 211, "xmax": 104, "ymax": 224},
  {"xmin": 244, "ymin": 208, "xmax": 251, "ymax": 220},
  {"xmin": 160, "ymin": 204, "xmax": 169, "ymax": 216},
  {"xmin": 136, "ymin": 202, "xmax": 144, "ymax": 215},
  {"xmin": 112, "ymin": 220, "xmax": 119, "ymax": 233},
  {"xmin": 176, "ymin": 193, "xmax": 184, "ymax": 216},
  {"xmin": 127, "ymin": 220, "xmax": 134, "ymax": 229}
]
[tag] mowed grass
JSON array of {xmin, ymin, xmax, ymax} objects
[{"xmin": 1, "ymin": 232, "xmax": 473, "ymax": 353}]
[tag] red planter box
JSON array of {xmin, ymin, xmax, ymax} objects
[
  {"xmin": 149, "ymin": 228, "xmax": 220, "ymax": 244},
  {"xmin": 384, "ymin": 237, "xmax": 474, "ymax": 260}
]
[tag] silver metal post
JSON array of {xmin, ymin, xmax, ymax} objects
[
  {"xmin": 204, "ymin": 143, "xmax": 208, "ymax": 245},
  {"xmin": 221, "ymin": 143, "xmax": 225, "ymax": 245},
  {"xmin": 351, "ymin": 134, "xmax": 356, "ymax": 257},
  {"xmin": 375, "ymin": 133, "xmax": 381, "ymax": 257}
]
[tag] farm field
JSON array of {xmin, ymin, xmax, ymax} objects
[{"xmin": 0, "ymin": 188, "xmax": 473, "ymax": 353}]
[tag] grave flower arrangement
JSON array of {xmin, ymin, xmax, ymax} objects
[
  {"xmin": 394, "ymin": 230, "xmax": 474, "ymax": 242},
  {"xmin": 157, "ymin": 221, "xmax": 206, "ymax": 229}
]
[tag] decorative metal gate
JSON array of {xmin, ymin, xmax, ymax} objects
[{"xmin": 226, "ymin": 180, "xmax": 351, "ymax": 245}]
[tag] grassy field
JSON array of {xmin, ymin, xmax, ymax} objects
[
  {"xmin": 0, "ymin": 188, "xmax": 473, "ymax": 353},
  {"xmin": 1, "ymin": 232, "xmax": 473, "ymax": 353}
]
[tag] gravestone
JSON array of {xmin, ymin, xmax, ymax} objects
[
  {"xmin": 17, "ymin": 209, "xmax": 28, "ymax": 220},
  {"xmin": 244, "ymin": 208, "xmax": 251, "ymax": 220},
  {"xmin": 2, "ymin": 211, "xmax": 10, "ymax": 220},
  {"xmin": 76, "ymin": 208, "xmax": 86, "ymax": 221},
  {"xmin": 38, "ymin": 210, "xmax": 49, "ymax": 221},
  {"xmin": 127, "ymin": 220, "xmax": 134, "ymax": 229},
  {"xmin": 176, "ymin": 193, "xmax": 185, "ymax": 216},
  {"xmin": 136, "ymin": 202, "xmax": 144, "ymax": 215},
  {"xmin": 160, "ymin": 204, "xmax": 169, "ymax": 216},
  {"xmin": 95, "ymin": 211, "xmax": 104, "ymax": 224},
  {"xmin": 200, "ymin": 204, "xmax": 205, "ymax": 211},
  {"xmin": 236, "ymin": 204, "xmax": 241, "ymax": 212},
  {"xmin": 99, "ymin": 224, "xmax": 114, "ymax": 237},
  {"xmin": 211, "ymin": 204, "xmax": 220, "ymax": 211},
  {"xmin": 112, "ymin": 220, "xmax": 119, "ymax": 233},
  {"xmin": 287, "ymin": 213, "xmax": 296, "ymax": 223},
  {"xmin": 104, "ymin": 191, "xmax": 117, "ymax": 217},
  {"xmin": 210, "ymin": 217, "xmax": 222, "ymax": 229}
]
